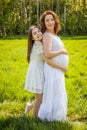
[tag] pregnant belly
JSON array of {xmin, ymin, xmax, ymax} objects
[{"xmin": 52, "ymin": 54, "xmax": 69, "ymax": 66}]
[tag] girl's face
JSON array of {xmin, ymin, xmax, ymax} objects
[
  {"xmin": 32, "ymin": 28, "xmax": 42, "ymax": 41},
  {"xmin": 45, "ymin": 14, "xmax": 55, "ymax": 31}
]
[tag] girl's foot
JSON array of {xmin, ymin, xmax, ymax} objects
[{"xmin": 24, "ymin": 103, "xmax": 30, "ymax": 115}]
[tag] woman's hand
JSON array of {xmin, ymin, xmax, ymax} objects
[
  {"xmin": 60, "ymin": 66, "xmax": 68, "ymax": 72},
  {"xmin": 60, "ymin": 48, "xmax": 68, "ymax": 55}
]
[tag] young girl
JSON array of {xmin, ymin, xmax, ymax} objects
[{"xmin": 24, "ymin": 26, "xmax": 68, "ymax": 117}]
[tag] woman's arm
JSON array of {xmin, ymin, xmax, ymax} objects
[
  {"xmin": 43, "ymin": 33, "xmax": 68, "ymax": 59},
  {"xmin": 42, "ymin": 54, "xmax": 68, "ymax": 72}
]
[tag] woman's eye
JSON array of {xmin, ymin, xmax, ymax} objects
[
  {"xmin": 46, "ymin": 19, "xmax": 54, "ymax": 22},
  {"xmin": 51, "ymin": 19, "xmax": 54, "ymax": 21},
  {"xmin": 46, "ymin": 19, "xmax": 49, "ymax": 22}
]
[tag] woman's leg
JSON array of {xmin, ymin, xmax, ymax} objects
[{"xmin": 33, "ymin": 93, "xmax": 43, "ymax": 117}]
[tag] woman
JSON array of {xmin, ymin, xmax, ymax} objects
[{"xmin": 38, "ymin": 10, "xmax": 69, "ymax": 121}]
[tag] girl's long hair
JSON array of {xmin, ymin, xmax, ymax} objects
[
  {"xmin": 40, "ymin": 10, "xmax": 61, "ymax": 34},
  {"xmin": 27, "ymin": 26, "xmax": 36, "ymax": 62}
]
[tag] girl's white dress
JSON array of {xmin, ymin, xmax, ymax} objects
[
  {"xmin": 38, "ymin": 35, "xmax": 69, "ymax": 121},
  {"xmin": 24, "ymin": 41, "xmax": 44, "ymax": 94}
]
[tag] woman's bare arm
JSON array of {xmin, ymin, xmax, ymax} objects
[
  {"xmin": 42, "ymin": 54, "xmax": 68, "ymax": 72},
  {"xmin": 43, "ymin": 33, "xmax": 68, "ymax": 59}
]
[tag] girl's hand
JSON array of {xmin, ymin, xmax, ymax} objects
[{"xmin": 60, "ymin": 48, "xmax": 68, "ymax": 55}]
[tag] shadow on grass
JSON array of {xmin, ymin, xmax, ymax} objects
[
  {"xmin": 61, "ymin": 35, "xmax": 87, "ymax": 40},
  {"xmin": 0, "ymin": 116, "xmax": 73, "ymax": 130},
  {"xmin": 71, "ymin": 117, "xmax": 87, "ymax": 123},
  {"xmin": 0, "ymin": 35, "xmax": 27, "ymax": 40},
  {"xmin": 0, "ymin": 35, "xmax": 87, "ymax": 40}
]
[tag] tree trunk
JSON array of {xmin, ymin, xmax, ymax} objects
[
  {"xmin": 29, "ymin": 0, "xmax": 31, "ymax": 27},
  {"xmin": 24, "ymin": 0, "xmax": 27, "ymax": 34},
  {"xmin": 37, "ymin": 0, "xmax": 39, "ymax": 25},
  {"xmin": 56, "ymin": 0, "xmax": 60, "ymax": 15},
  {"xmin": 51, "ymin": 0, "xmax": 53, "ymax": 11},
  {"xmin": 64, "ymin": 1, "xmax": 66, "ymax": 32}
]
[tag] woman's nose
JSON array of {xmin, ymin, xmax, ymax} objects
[{"xmin": 49, "ymin": 20, "xmax": 52, "ymax": 24}]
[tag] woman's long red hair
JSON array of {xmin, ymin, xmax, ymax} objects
[{"xmin": 40, "ymin": 10, "xmax": 61, "ymax": 34}]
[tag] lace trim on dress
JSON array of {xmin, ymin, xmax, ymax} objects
[{"xmin": 34, "ymin": 41, "xmax": 43, "ymax": 54}]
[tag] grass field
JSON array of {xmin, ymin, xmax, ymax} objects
[{"xmin": 0, "ymin": 36, "xmax": 87, "ymax": 130}]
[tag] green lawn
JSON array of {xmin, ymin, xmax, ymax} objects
[{"xmin": 0, "ymin": 36, "xmax": 87, "ymax": 130}]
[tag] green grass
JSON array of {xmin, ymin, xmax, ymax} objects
[{"xmin": 0, "ymin": 36, "xmax": 87, "ymax": 130}]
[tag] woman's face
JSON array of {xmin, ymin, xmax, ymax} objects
[
  {"xmin": 44, "ymin": 14, "xmax": 55, "ymax": 31},
  {"xmin": 32, "ymin": 28, "xmax": 42, "ymax": 41}
]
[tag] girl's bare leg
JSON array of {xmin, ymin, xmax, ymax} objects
[
  {"xmin": 28, "ymin": 101, "xmax": 35, "ymax": 111},
  {"xmin": 33, "ymin": 93, "xmax": 43, "ymax": 118},
  {"xmin": 24, "ymin": 101, "xmax": 35, "ymax": 115}
]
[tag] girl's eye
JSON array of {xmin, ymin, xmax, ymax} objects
[{"xmin": 33, "ymin": 32, "xmax": 37, "ymax": 35}]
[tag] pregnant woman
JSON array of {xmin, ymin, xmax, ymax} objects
[{"xmin": 38, "ymin": 10, "xmax": 69, "ymax": 121}]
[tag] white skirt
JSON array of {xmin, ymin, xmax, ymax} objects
[
  {"xmin": 38, "ymin": 63, "xmax": 67, "ymax": 121},
  {"xmin": 24, "ymin": 61, "xmax": 44, "ymax": 94}
]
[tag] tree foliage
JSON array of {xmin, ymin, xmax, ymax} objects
[{"xmin": 0, "ymin": 0, "xmax": 87, "ymax": 36}]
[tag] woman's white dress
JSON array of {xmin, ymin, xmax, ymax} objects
[
  {"xmin": 38, "ymin": 35, "xmax": 69, "ymax": 121},
  {"xmin": 24, "ymin": 41, "xmax": 44, "ymax": 94}
]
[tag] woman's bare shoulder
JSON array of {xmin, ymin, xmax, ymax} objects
[
  {"xmin": 43, "ymin": 32, "xmax": 51, "ymax": 41},
  {"xmin": 43, "ymin": 32, "xmax": 51, "ymax": 37}
]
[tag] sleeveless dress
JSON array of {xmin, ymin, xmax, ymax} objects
[
  {"xmin": 24, "ymin": 41, "xmax": 44, "ymax": 94},
  {"xmin": 38, "ymin": 35, "xmax": 69, "ymax": 121}
]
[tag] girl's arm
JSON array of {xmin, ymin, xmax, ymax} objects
[
  {"xmin": 42, "ymin": 54, "xmax": 68, "ymax": 72},
  {"xmin": 43, "ymin": 32, "xmax": 68, "ymax": 59}
]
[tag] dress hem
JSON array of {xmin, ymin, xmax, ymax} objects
[{"xmin": 24, "ymin": 88, "xmax": 43, "ymax": 94}]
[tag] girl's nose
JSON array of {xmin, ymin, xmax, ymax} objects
[
  {"xmin": 37, "ymin": 33, "xmax": 39, "ymax": 35},
  {"xmin": 37, "ymin": 33, "xmax": 40, "ymax": 37},
  {"xmin": 37, "ymin": 32, "xmax": 41, "ymax": 36}
]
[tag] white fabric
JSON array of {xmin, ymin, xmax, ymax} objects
[
  {"xmin": 51, "ymin": 35, "xmax": 69, "ymax": 67},
  {"xmin": 24, "ymin": 41, "xmax": 44, "ymax": 93},
  {"xmin": 52, "ymin": 54, "xmax": 69, "ymax": 67},
  {"xmin": 38, "ymin": 35, "xmax": 68, "ymax": 121}
]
